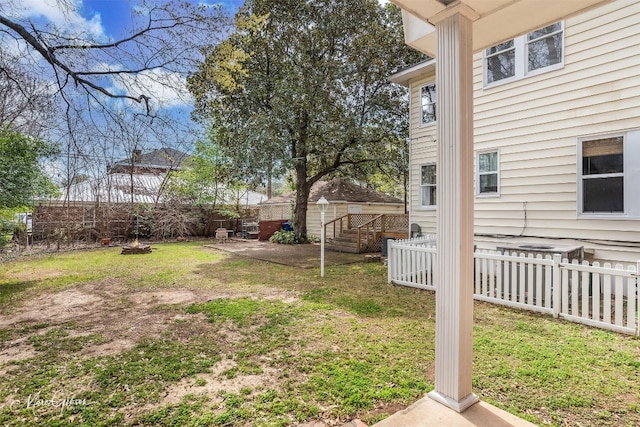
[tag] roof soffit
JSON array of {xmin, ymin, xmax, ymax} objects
[{"xmin": 391, "ymin": 0, "xmax": 613, "ymax": 57}]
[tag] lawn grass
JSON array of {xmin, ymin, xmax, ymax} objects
[{"xmin": 0, "ymin": 241, "xmax": 639, "ymax": 426}]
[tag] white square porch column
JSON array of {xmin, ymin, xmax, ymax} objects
[
  {"xmin": 427, "ymin": 3, "xmax": 479, "ymax": 413},
  {"xmin": 391, "ymin": 0, "xmax": 613, "ymax": 418}
]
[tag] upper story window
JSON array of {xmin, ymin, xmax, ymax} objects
[
  {"xmin": 420, "ymin": 163, "xmax": 436, "ymax": 208},
  {"xmin": 486, "ymin": 41, "xmax": 515, "ymax": 83},
  {"xmin": 420, "ymin": 83, "xmax": 436, "ymax": 125},
  {"xmin": 477, "ymin": 150, "xmax": 499, "ymax": 196},
  {"xmin": 527, "ymin": 22, "xmax": 563, "ymax": 72},
  {"xmin": 485, "ymin": 22, "xmax": 564, "ymax": 86}
]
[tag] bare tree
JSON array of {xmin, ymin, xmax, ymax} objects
[
  {"xmin": 0, "ymin": 50, "xmax": 56, "ymax": 137},
  {"xmin": 1, "ymin": 0, "xmax": 229, "ymax": 191},
  {"xmin": 1, "ymin": 0, "xmax": 226, "ymax": 223},
  {"xmin": 0, "ymin": 0, "xmax": 230, "ymax": 116}
]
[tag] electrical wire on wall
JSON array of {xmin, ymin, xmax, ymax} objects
[
  {"xmin": 518, "ymin": 201, "xmax": 527, "ymax": 237},
  {"xmin": 475, "ymin": 198, "xmax": 640, "ymax": 250}
]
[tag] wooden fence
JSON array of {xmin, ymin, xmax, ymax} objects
[
  {"xmin": 388, "ymin": 237, "xmax": 640, "ymax": 336},
  {"xmin": 28, "ymin": 202, "xmax": 258, "ymax": 244}
]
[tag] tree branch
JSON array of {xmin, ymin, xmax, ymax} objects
[{"xmin": 0, "ymin": 14, "xmax": 152, "ymax": 111}]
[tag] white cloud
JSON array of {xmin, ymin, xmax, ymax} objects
[
  {"xmin": 14, "ymin": 0, "xmax": 106, "ymax": 40},
  {"xmin": 111, "ymin": 69, "xmax": 194, "ymax": 110}
]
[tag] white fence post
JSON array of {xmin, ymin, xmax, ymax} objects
[
  {"xmin": 637, "ymin": 261, "xmax": 640, "ymax": 337},
  {"xmin": 552, "ymin": 254, "xmax": 561, "ymax": 318},
  {"xmin": 387, "ymin": 240, "xmax": 394, "ymax": 283}
]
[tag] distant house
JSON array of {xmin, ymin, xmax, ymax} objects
[
  {"xmin": 59, "ymin": 147, "xmax": 266, "ymax": 207},
  {"xmin": 59, "ymin": 173, "xmax": 266, "ymax": 207},
  {"xmin": 59, "ymin": 148, "xmax": 190, "ymax": 205},
  {"xmin": 259, "ymin": 178, "xmax": 405, "ymax": 236},
  {"xmin": 60, "ymin": 173, "xmax": 166, "ymax": 205},
  {"xmin": 390, "ymin": 1, "xmax": 640, "ymax": 264},
  {"xmin": 108, "ymin": 148, "xmax": 190, "ymax": 175}
]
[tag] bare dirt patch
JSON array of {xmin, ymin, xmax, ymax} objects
[
  {"xmin": 121, "ymin": 358, "xmax": 282, "ymax": 422},
  {"xmin": 0, "ymin": 278, "xmax": 291, "ymax": 378},
  {"xmin": 0, "ymin": 242, "xmax": 377, "ymax": 426},
  {"xmin": 0, "ymin": 338, "xmax": 35, "ymax": 367},
  {"xmin": 161, "ymin": 360, "xmax": 279, "ymax": 405},
  {"xmin": 0, "ymin": 241, "xmax": 335, "ymax": 365}
]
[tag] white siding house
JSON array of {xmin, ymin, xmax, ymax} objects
[{"xmin": 391, "ymin": 0, "xmax": 640, "ymax": 264}]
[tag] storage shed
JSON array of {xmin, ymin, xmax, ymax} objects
[{"xmin": 259, "ymin": 179, "xmax": 405, "ymax": 238}]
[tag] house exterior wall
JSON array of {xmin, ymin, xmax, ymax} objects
[
  {"xmin": 408, "ymin": 69, "xmax": 437, "ymax": 235},
  {"xmin": 406, "ymin": 1, "xmax": 640, "ymax": 264}
]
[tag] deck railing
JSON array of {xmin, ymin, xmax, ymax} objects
[
  {"xmin": 324, "ymin": 214, "xmax": 409, "ymax": 253},
  {"xmin": 388, "ymin": 237, "xmax": 640, "ymax": 336}
]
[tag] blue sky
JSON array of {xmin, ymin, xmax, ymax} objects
[
  {"xmin": 80, "ymin": 0, "xmax": 139, "ymax": 39},
  {"xmin": 10, "ymin": 0, "xmax": 387, "ymax": 112},
  {"xmin": 78, "ymin": 0, "xmax": 245, "ymax": 40},
  {"xmin": 2, "ymin": 0, "xmax": 245, "ymax": 113},
  {"xmin": 2, "ymin": 0, "xmax": 248, "ymax": 160},
  {"xmin": 71, "ymin": 0, "xmax": 245, "ymax": 110}
]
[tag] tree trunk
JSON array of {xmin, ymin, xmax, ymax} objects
[
  {"xmin": 293, "ymin": 163, "xmax": 310, "ymax": 240},
  {"xmin": 292, "ymin": 111, "xmax": 311, "ymax": 241}
]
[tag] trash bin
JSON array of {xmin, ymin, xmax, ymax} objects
[{"xmin": 382, "ymin": 237, "xmax": 395, "ymax": 257}]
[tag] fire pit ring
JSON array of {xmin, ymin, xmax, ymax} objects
[{"xmin": 121, "ymin": 239, "xmax": 152, "ymax": 255}]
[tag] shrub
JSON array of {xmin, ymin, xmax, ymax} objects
[{"xmin": 270, "ymin": 230, "xmax": 304, "ymax": 244}]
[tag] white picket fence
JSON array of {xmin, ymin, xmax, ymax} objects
[{"xmin": 387, "ymin": 237, "xmax": 640, "ymax": 336}]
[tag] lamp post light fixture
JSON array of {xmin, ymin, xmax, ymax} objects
[{"xmin": 316, "ymin": 196, "xmax": 330, "ymax": 277}]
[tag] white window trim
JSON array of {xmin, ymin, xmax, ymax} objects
[
  {"xmin": 476, "ymin": 149, "xmax": 500, "ymax": 198},
  {"xmin": 419, "ymin": 163, "xmax": 436, "ymax": 210},
  {"xmin": 483, "ymin": 21, "xmax": 565, "ymax": 88},
  {"xmin": 419, "ymin": 82, "xmax": 436, "ymax": 127},
  {"xmin": 577, "ymin": 132, "xmax": 627, "ymax": 219}
]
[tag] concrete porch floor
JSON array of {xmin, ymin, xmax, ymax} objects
[{"xmin": 371, "ymin": 397, "xmax": 537, "ymax": 427}]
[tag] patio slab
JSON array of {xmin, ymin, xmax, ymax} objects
[
  {"xmin": 372, "ymin": 397, "xmax": 537, "ymax": 427},
  {"xmin": 208, "ymin": 239, "xmax": 365, "ymax": 268}
]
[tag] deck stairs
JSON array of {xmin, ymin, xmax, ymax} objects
[
  {"xmin": 326, "ymin": 229, "xmax": 377, "ymax": 253},
  {"xmin": 324, "ymin": 214, "xmax": 409, "ymax": 254}
]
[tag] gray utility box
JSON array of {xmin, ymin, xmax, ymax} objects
[
  {"xmin": 494, "ymin": 243, "xmax": 584, "ymax": 305},
  {"xmin": 496, "ymin": 243, "xmax": 584, "ymax": 262}
]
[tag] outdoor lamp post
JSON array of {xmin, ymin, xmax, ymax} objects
[{"xmin": 316, "ymin": 196, "xmax": 329, "ymax": 277}]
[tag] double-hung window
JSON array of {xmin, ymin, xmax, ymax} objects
[
  {"xmin": 420, "ymin": 164, "xmax": 436, "ymax": 208},
  {"xmin": 579, "ymin": 131, "xmax": 640, "ymax": 218},
  {"xmin": 485, "ymin": 41, "xmax": 515, "ymax": 84},
  {"xmin": 526, "ymin": 22, "xmax": 563, "ymax": 73},
  {"xmin": 485, "ymin": 22, "xmax": 563, "ymax": 86},
  {"xmin": 580, "ymin": 136, "xmax": 624, "ymax": 214},
  {"xmin": 420, "ymin": 83, "xmax": 436, "ymax": 125},
  {"xmin": 477, "ymin": 151, "xmax": 499, "ymax": 195}
]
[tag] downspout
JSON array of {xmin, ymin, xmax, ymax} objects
[{"xmin": 407, "ymin": 82, "xmax": 413, "ymax": 228}]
